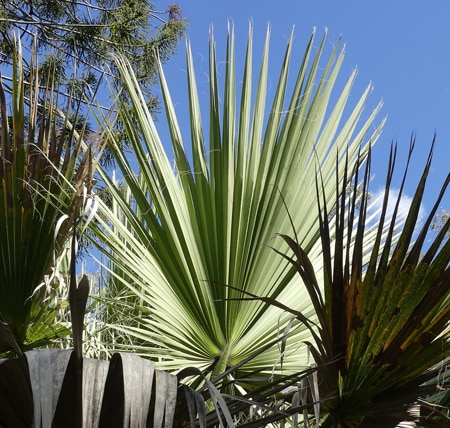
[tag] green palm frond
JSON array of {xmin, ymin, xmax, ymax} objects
[
  {"xmin": 0, "ymin": 39, "xmax": 101, "ymax": 354},
  {"xmin": 90, "ymin": 25, "xmax": 385, "ymax": 382},
  {"xmin": 276, "ymin": 138, "xmax": 450, "ymax": 427}
]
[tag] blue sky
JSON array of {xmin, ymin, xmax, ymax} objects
[{"xmin": 156, "ymin": 0, "xmax": 450, "ymax": 218}]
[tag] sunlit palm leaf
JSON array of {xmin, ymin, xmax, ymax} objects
[{"xmin": 90, "ymin": 26, "xmax": 384, "ymax": 380}]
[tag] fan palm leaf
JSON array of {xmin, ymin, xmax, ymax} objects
[
  {"xmin": 90, "ymin": 25, "xmax": 384, "ymax": 381},
  {"xmin": 0, "ymin": 39, "xmax": 100, "ymax": 354}
]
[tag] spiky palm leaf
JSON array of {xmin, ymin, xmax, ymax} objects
[
  {"xmin": 274, "ymin": 138, "xmax": 450, "ymax": 427},
  {"xmin": 0, "ymin": 40, "xmax": 100, "ymax": 354},
  {"xmin": 89, "ymin": 25, "xmax": 385, "ymax": 383}
]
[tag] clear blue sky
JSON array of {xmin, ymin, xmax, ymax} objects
[{"xmin": 158, "ymin": 0, "xmax": 450, "ymax": 218}]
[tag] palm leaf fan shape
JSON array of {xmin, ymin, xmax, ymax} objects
[{"xmin": 89, "ymin": 25, "xmax": 384, "ymax": 383}]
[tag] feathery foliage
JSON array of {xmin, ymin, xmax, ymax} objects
[{"xmin": 0, "ymin": 1, "xmax": 186, "ymax": 99}]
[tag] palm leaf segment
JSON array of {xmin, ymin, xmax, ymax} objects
[
  {"xmin": 93, "ymin": 26, "xmax": 384, "ymax": 378},
  {"xmin": 0, "ymin": 262, "xmax": 232, "ymax": 428}
]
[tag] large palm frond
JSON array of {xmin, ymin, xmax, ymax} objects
[{"xmin": 90, "ymin": 25, "xmax": 384, "ymax": 380}]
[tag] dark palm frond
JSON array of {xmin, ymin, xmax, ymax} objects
[
  {"xmin": 177, "ymin": 344, "xmax": 322, "ymax": 428},
  {"xmin": 274, "ymin": 136, "xmax": 450, "ymax": 427}
]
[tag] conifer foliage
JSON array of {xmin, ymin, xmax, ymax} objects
[{"xmin": 0, "ymin": 1, "xmax": 186, "ymax": 108}]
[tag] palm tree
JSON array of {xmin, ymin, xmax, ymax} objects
[
  {"xmin": 272, "ymin": 140, "xmax": 450, "ymax": 427},
  {"xmin": 88, "ymin": 24, "xmax": 386, "ymax": 387},
  {"xmin": 0, "ymin": 40, "xmax": 101, "ymax": 355}
]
